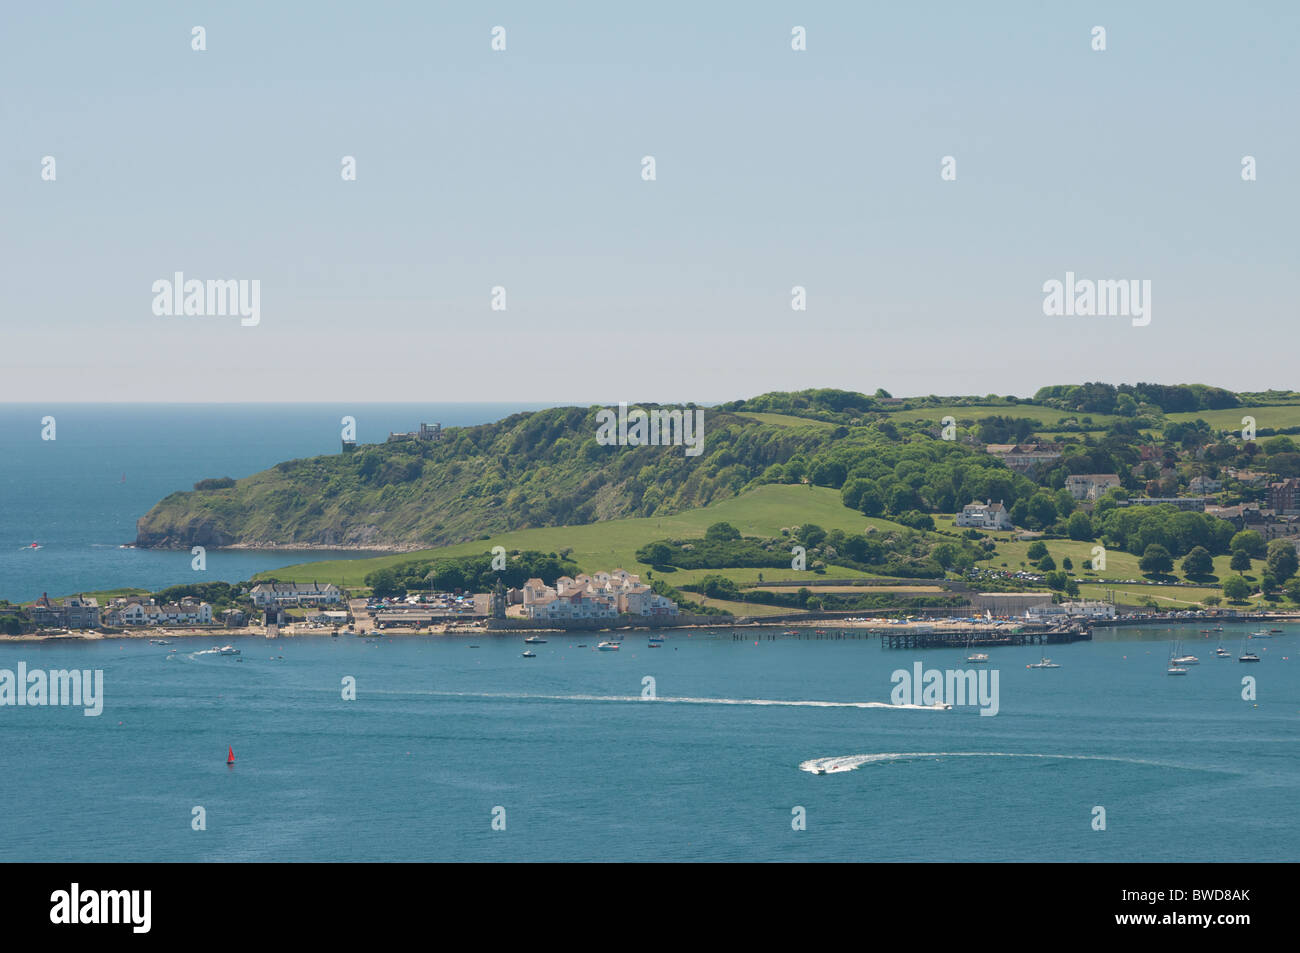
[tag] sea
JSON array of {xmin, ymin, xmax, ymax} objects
[
  {"xmin": 0, "ymin": 403, "xmax": 553, "ymax": 603},
  {"xmin": 0, "ymin": 624, "xmax": 1295, "ymax": 861}
]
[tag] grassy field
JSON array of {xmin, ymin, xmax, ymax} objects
[
  {"xmin": 1162, "ymin": 404, "xmax": 1300, "ymax": 432},
  {"xmin": 934, "ymin": 516, "xmax": 1256, "ymax": 587},
  {"xmin": 258, "ymin": 484, "xmax": 906, "ymax": 587},
  {"xmin": 733, "ymin": 412, "xmax": 837, "ymax": 429},
  {"xmin": 1077, "ymin": 583, "xmax": 1254, "ymax": 610},
  {"xmin": 883, "ymin": 404, "xmax": 1120, "ymax": 428}
]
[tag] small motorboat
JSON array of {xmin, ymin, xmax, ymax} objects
[
  {"xmin": 1269, "ymin": 628, "xmax": 1283, "ymax": 634},
  {"xmin": 596, "ymin": 641, "xmax": 620, "ymax": 652},
  {"xmin": 1251, "ymin": 630, "xmax": 1272, "ymax": 638},
  {"xmin": 523, "ymin": 635, "xmax": 547, "ymax": 644},
  {"xmin": 1167, "ymin": 665, "xmax": 1188, "ymax": 676},
  {"xmin": 219, "ymin": 645, "xmax": 240, "ymax": 656},
  {"xmin": 150, "ymin": 638, "xmax": 172, "ymax": 645},
  {"xmin": 966, "ymin": 653, "xmax": 989, "ymax": 663},
  {"xmin": 521, "ymin": 650, "xmax": 537, "ymax": 658},
  {"xmin": 1027, "ymin": 657, "xmax": 1060, "ymax": 669}
]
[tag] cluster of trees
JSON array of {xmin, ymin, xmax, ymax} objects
[
  {"xmin": 637, "ymin": 522, "xmax": 798, "ymax": 570},
  {"xmin": 1033, "ymin": 382, "xmax": 1240, "ymax": 415},
  {"xmin": 1093, "ymin": 504, "xmax": 1236, "ymax": 558},
  {"xmin": 364, "ymin": 550, "xmax": 580, "ymax": 598},
  {"xmin": 685, "ymin": 576, "xmax": 962, "ymax": 612},
  {"xmin": 152, "ymin": 580, "xmax": 250, "ymax": 610},
  {"xmin": 193, "ymin": 477, "xmax": 237, "ymax": 491},
  {"xmin": 638, "ymin": 522, "xmax": 984, "ymax": 580}
]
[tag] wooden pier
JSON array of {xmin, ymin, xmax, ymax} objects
[{"xmin": 880, "ymin": 624, "xmax": 1091, "ymax": 650}]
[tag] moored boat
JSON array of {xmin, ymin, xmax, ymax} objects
[
  {"xmin": 1027, "ymin": 657, "xmax": 1060, "ymax": 668},
  {"xmin": 596, "ymin": 641, "xmax": 620, "ymax": 651}
]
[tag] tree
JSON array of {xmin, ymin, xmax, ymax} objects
[
  {"xmin": 1066, "ymin": 511, "xmax": 1093, "ymax": 540},
  {"xmin": 1229, "ymin": 551, "xmax": 1252, "ymax": 572},
  {"xmin": 857, "ymin": 483, "xmax": 885, "ymax": 517},
  {"xmin": 705, "ymin": 522, "xmax": 741, "ymax": 543},
  {"xmin": 644, "ymin": 542, "xmax": 673, "ymax": 566},
  {"xmin": 1230, "ymin": 530, "xmax": 1266, "ymax": 559},
  {"xmin": 1181, "ymin": 545, "xmax": 1213, "ymax": 578},
  {"xmin": 1222, "ymin": 575, "xmax": 1251, "ymax": 602},
  {"xmin": 1265, "ymin": 539, "xmax": 1299, "ymax": 582},
  {"xmin": 1203, "ymin": 595, "xmax": 1222, "ymax": 606},
  {"xmin": 797, "ymin": 524, "xmax": 826, "ymax": 548},
  {"xmin": 1139, "ymin": 543, "xmax": 1173, "ymax": 575},
  {"xmin": 1027, "ymin": 541, "xmax": 1048, "ymax": 561},
  {"xmin": 1038, "ymin": 554, "xmax": 1056, "ymax": 571}
]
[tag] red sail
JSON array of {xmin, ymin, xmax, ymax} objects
[{"xmin": 227, "ymin": 746, "xmax": 235, "ymax": 764}]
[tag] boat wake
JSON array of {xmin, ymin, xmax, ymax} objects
[
  {"xmin": 405, "ymin": 690, "xmax": 949, "ymax": 711},
  {"xmin": 799, "ymin": 751, "xmax": 1210, "ymax": 775}
]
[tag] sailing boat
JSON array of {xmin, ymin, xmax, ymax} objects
[
  {"xmin": 1170, "ymin": 639, "xmax": 1198, "ymax": 666},
  {"xmin": 1167, "ymin": 642, "xmax": 1188, "ymax": 675},
  {"xmin": 1214, "ymin": 635, "xmax": 1231, "ymax": 659},
  {"xmin": 964, "ymin": 633, "xmax": 988, "ymax": 663},
  {"xmin": 226, "ymin": 746, "xmax": 235, "ymax": 765}
]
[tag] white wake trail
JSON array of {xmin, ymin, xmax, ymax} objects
[{"xmin": 799, "ymin": 751, "xmax": 1204, "ymax": 775}]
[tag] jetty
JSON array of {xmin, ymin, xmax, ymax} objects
[{"xmin": 880, "ymin": 623, "xmax": 1091, "ymax": 650}]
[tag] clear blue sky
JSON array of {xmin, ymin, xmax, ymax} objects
[{"xmin": 3, "ymin": 2, "xmax": 1296, "ymax": 403}]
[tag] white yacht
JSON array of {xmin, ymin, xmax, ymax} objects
[
  {"xmin": 219, "ymin": 645, "xmax": 240, "ymax": 656},
  {"xmin": 1027, "ymin": 657, "xmax": 1060, "ymax": 668},
  {"xmin": 966, "ymin": 653, "xmax": 989, "ymax": 663},
  {"xmin": 596, "ymin": 641, "xmax": 620, "ymax": 652}
]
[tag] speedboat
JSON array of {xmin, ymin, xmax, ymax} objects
[
  {"xmin": 149, "ymin": 639, "xmax": 171, "ymax": 645},
  {"xmin": 521, "ymin": 650, "xmax": 537, "ymax": 658},
  {"xmin": 596, "ymin": 641, "xmax": 620, "ymax": 651},
  {"xmin": 966, "ymin": 653, "xmax": 989, "ymax": 663},
  {"xmin": 523, "ymin": 635, "xmax": 547, "ymax": 644},
  {"xmin": 219, "ymin": 645, "xmax": 240, "ymax": 656},
  {"xmin": 1027, "ymin": 657, "xmax": 1059, "ymax": 668}
]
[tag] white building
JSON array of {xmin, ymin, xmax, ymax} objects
[
  {"xmin": 249, "ymin": 582, "xmax": 342, "ymax": 607},
  {"xmin": 522, "ymin": 569, "xmax": 677, "ymax": 620},
  {"xmin": 1065, "ymin": 474, "xmax": 1122, "ymax": 501},
  {"xmin": 955, "ymin": 500, "xmax": 1013, "ymax": 530},
  {"xmin": 1027, "ymin": 600, "xmax": 1115, "ymax": 620}
]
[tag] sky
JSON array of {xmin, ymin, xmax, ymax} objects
[{"xmin": 2, "ymin": 1, "xmax": 1297, "ymax": 404}]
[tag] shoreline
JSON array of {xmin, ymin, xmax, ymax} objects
[{"xmin": 4, "ymin": 613, "xmax": 1295, "ymax": 643}]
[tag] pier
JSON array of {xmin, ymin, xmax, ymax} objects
[{"xmin": 880, "ymin": 624, "xmax": 1091, "ymax": 650}]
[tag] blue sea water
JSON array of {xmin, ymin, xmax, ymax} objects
[
  {"xmin": 0, "ymin": 403, "xmax": 551, "ymax": 602},
  {"xmin": 0, "ymin": 624, "xmax": 1295, "ymax": 861}
]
